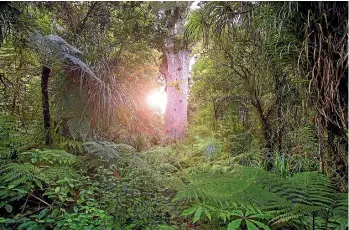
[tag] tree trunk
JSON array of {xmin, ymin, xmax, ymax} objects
[
  {"xmin": 261, "ymin": 115, "xmax": 274, "ymax": 171},
  {"xmin": 253, "ymin": 98, "xmax": 274, "ymax": 170},
  {"xmin": 162, "ymin": 6, "xmax": 191, "ymax": 140},
  {"xmin": 318, "ymin": 132, "xmax": 324, "ymax": 173},
  {"xmin": 312, "ymin": 212, "xmax": 316, "ymax": 230},
  {"xmin": 164, "ymin": 48, "xmax": 190, "ymax": 140},
  {"xmin": 41, "ymin": 66, "xmax": 52, "ymax": 146},
  {"xmin": 326, "ymin": 122, "xmax": 348, "ymax": 191}
]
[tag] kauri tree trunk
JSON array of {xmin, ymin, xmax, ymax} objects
[
  {"xmin": 41, "ymin": 66, "xmax": 52, "ymax": 145},
  {"xmin": 164, "ymin": 49, "xmax": 190, "ymax": 140},
  {"xmin": 162, "ymin": 6, "xmax": 191, "ymax": 140}
]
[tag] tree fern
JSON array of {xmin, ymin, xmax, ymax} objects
[{"xmin": 27, "ymin": 30, "xmax": 97, "ymax": 81}]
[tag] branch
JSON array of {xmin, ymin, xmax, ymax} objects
[
  {"xmin": 215, "ymin": 95, "xmax": 252, "ymax": 105},
  {"xmin": 29, "ymin": 194, "xmax": 53, "ymax": 209},
  {"xmin": 21, "ymin": 190, "xmax": 32, "ymax": 213},
  {"xmin": 76, "ymin": 2, "xmax": 99, "ymax": 35},
  {"xmin": 0, "ymin": 73, "xmax": 14, "ymax": 87}
]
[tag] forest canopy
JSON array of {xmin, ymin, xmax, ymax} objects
[{"xmin": 0, "ymin": 1, "xmax": 348, "ymax": 230}]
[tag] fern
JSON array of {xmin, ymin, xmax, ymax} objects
[
  {"xmin": 174, "ymin": 166, "xmax": 288, "ymax": 209},
  {"xmin": 0, "ymin": 163, "xmax": 42, "ymax": 206},
  {"xmin": 83, "ymin": 141, "xmax": 121, "ymax": 162},
  {"xmin": 1, "ymin": 163, "xmax": 37, "ymax": 183},
  {"xmin": 0, "ymin": 148, "xmax": 78, "ymax": 213},
  {"xmin": 258, "ymin": 172, "xmax": 348, "ymax": 229},
  {"xmin": 0, "ymin": 116, "xmax": 29, "ymax": 163},
  {"xmin": 174, "ymin": 166, "xmax": 348, "ymax": 229},
  {"xmin": 82, "ymin": 141, "xmax": 145, "ymax": 173}
]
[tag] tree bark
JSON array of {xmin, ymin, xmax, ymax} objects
[
  {"xmin": 41, "ymin": 66, "xmax": 52, "ymax": 146},
  {"xmin": 162, "ymin": 6, "xmax": 191, "ymax": 140},
  {"xmin": 326, "ymin": 122, "xmax": 348, "ymax": 191},
  {"xmin": 253, "ymin": 97, "xmax": 274, "ymax": 170},
  {"xmin": 164, "ymin": 49, "xmax": 190, "ymax": 140}
]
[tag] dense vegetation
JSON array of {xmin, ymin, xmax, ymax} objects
[{"xmin": 0, "ymin": 2, "xmax": 347, "ymax": 230}]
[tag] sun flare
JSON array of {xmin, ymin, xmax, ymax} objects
[{"xmin": 147, "ymin": 89, "xmax": 167, "ymax": 113}]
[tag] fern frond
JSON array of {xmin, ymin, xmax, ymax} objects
[
  {"xmin": 82, "ymin": 141, "xmax": 145, "ymax": 171},
  {"xmin": 175, "ymin": 166, "xmax": 288, "ymax": 209},
  {"xmin": 0, "ymin": 163, "xmax": 42, "ymax": 203},
  {"xmin": 174, "ymin": 166, "xmax": 348, "ymax": 229},
  {"xmin": 83, "ymin": 141, "xmax": 122, "ymax": 162},
  {"xmin": 1, "ymin": 163, "xmax": 37, "ymax": 183}
]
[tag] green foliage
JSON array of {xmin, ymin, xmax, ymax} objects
[
  {"xmin": 0, "ymin": 142, "xmax": 180, "ymax": 229},
  {"xmin": 1, "ymin": 204, "xmax": 115, "ymax": 230},
  {"xmin": 21, "ymin": 149, "xmax": 77, "ymax": 165},
  {"xmin": 82, "ymin": 144, "xmax": 181, "ymax": 229},
  {"xmin": 57, "ymin": 139, "xmax": 83, "ymax": 155},
  {"xmin": 93, "ymin": 167, "xmax": 176, "ymax": 229},
  {"xmin": 0, "ymin": 162, "xmax": 41, "ymax": 208},
  {"xmin": 0, "ymin": 116, "xmax": 29, "ymax": 162},
  {"xmin": 227, "ymin": 209, "xmax": 272, "ymax": 230},
  {"xmin": 258, "ymin": 172, "xmax": 348, "ymax": 229},
  {"xmin": 54, "ymin": 205, "xmax": 115, "ymax": 230},
  {"xmin": 174, "ymin": 165, "xmax": 348, "ymax": 229},
  {"xmin": 282, "ymin": 125, "xmax": 319, "ymax": 174},
  {"xmin": 0, "ymin": 148, "xmax": 80, "ymax": 229},
  {"xmin": 81, "ymin": 141, "xmax": 145, "ymax": 171},
  {"xmin": 0, "ymin": 2, "xmax": 347, "ymax": 230}
]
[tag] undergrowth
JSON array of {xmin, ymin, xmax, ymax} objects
[{"xmin": 0, "ymin": 134, "xmax": 347, "ymax": 230}]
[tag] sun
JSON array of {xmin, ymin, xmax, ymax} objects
[{"xmin": 147, "ymin": 88, "xmax": 167, "ymax": 113}]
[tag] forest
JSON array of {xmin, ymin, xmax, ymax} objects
[{"xmin": 0, "ymin": 1, "xmax": 348, "ymax": 230}]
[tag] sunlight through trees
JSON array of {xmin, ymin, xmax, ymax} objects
[{"xmin": 0, "ymin": 2, "xmax": 347, "ymax": 229}]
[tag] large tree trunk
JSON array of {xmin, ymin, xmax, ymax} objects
[
  {"xmin": 162, "ymin": 5, "xmax": 191, "ymax": 140},
  {"xmin": 164, "ymin": 47, "xmax": 190, "ymax": 140},
  {"xmin": 41, "ymin": 66, "xmax": 52, "ymax": 145}
]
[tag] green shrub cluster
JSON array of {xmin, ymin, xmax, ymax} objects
[{"xmin": 0, "ymin": 141, "xmax": 181, "ymax": 229}]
